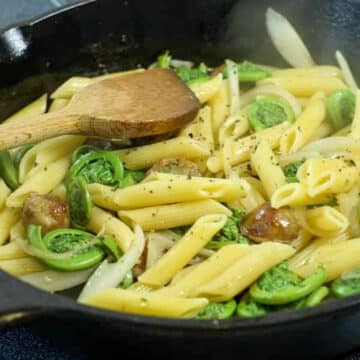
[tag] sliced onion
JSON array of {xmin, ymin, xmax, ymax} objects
[
  {"xmin": 266, "ymin": 8, "xmax": 315, "ymax": 68},
  {"xmin": 335, "ymin": 50, "xmax": 358, "ymax": 91},
  {"xmin": 78, "ymin": 224, "xmax": 146, "ymax": 302},
  {"xmin": 239, "ymin": 84, "xmax": 302, "ymax": 117},
  {"xmin": 170, "ymin": 59, "xmax": 194, "ymax": 68},
  {"xmin": 225, "ymin": 59, "xmax": 240, "ymax": 115},
  {"xmin": 21, "ymin": 267, "xmax": 95, "ymax": 293}
]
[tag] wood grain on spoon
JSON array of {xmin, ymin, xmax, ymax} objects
[{"xmin": 0, "ymin": 69, "xmax": 200, "ymax": 150}]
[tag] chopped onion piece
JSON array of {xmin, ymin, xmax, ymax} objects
[
  {"xmin": 78, "ymin": 224, "xmax": 146, "ymax": 302},
  {"xmin": 21, "ymin": 268, "xmax": 94, "ymax": 293},
  {"xmin": 336, "ymin": 50, "xmax": 358, "ymax": 91},
  {"xmin": 266, "ymin": 8, "xmax": 315, "ymax": 68},
  {"xmin": 225, "ymin": 59, "xmax": 240, "ymax": 115},
  {"xmin": 239, "ymin": 84, "xmax": 301, "ymax": 117}
]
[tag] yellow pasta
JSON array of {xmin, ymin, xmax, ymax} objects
[
  {"xmin": 3, "ymin": 94, "xmax": 47, "ymax": 124},
  {"xmin": 48, "ymin": 98, "xmax": 70, "ymax": 112},
  {"xmin": 0, "ymin": 179, "xmax": 11, "ymax": 211},
  {"xmin": 189, "ymin": 74, "xmax": 223, "ymax": 104},
  {"xmin": 195, "ymin": 242, "xmax": 295, "ymax": 301},
  {"xmin": 115, "ymin": 137, "xmax": 209, "ymax": 170},
  {"xmin": 0, "ymin": 207, "xmax": 21, "ymax": 245},
  {"xmin": 207, "ymin": 121, "xmax": 291, "ymax": 172},
  {"xmin": 306, "ymin": 206, "xmax": 349, "ymax": 235},
  {"xmin": 271, "ymin": 182, "xmax": 330, "ymax": 209},
  {"xmin": 87, "ymin": 206, "xmax": 135, "ymax": 252},
  {"xmin": 7, "ymin": 157, "xmax": 70, "ymax": 208},
  {"xmin": 138, "ymin": 214, "xmax": 227, "ymax": 287},
  {"xmin": 19, "ymin": 135, "xmax": 85, "ymax": 183},
  {"xmin": 290, "ymin": 238, "xmax": 360, "ymax": 281},
  {"xmin": 83, "ymin": 288, "xmax": 208, "ymax": 318},
  {"xmin": 179, "ymin": 105, "xmax": 214, "ymax": 150},
  {"xmin": 0, "ymin": 257, "xmax": 46, "ymax": 276},
  {"xmin": 280, "ymin": 93, "xmax": 326, "ymax": 154},
  {"xmin": 208, "ymin": 79, "xmax": 230, "ymax": 138},
  {"xmin": 118, "ymin": 199, "xmax": 231, "ymax": 231},
  {"xmin": 297, "ymin": 158, "xmax": 358, "ymax": 197},
  {"xmin": 250, "ymin": 140, "xmax": 286, "ymax": 198},
  {"xmin": 271, "ymin": 66, "xmax": 342, "ymax": 79},
  {"xmin": 0, "ymin": 242, "xmax": 27, "ymax": 260},
  {"xmin": 89, "ymin": 175, "xmax": 246, "ymax": 210},
  {"xmin": 259, "ymin": 76, "xmax": 346, "ymax": 97},
  {"xmin": 155, "ymin": 244, "xmax": 252, "ymax": 298}
]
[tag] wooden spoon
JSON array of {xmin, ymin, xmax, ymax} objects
[{"xmin": 0, "ymin": 69, "xmax": 200, "ymax": 150}]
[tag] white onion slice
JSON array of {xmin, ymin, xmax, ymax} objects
[
  {"xmin": 78, "ymin": 224, "xmax": 146, "ymax": 302},
  {"xmin": 225, "ymin": 59, "xmax": 240, "ymax": 115},
  {"xmin": 239, "ymin": 84, "xmax": 302, "ymax": 117},
  {"xmin": 266, "ymin": 8, "xmax": 315, "ymax": 68},
  {"xmin": 21, "ymin": 267, "xmax": 94, "ymax": 293},
  {"xmin": 336, "ymin": 50, "xmax": 358, "ymax": 91}
]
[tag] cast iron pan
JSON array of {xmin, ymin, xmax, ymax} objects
[{"xmin": 0, "ymin": 1, "xmax": 360, "ymax": 358}]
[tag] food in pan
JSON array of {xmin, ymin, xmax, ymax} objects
[{"xmin": 0, "ymin": 8, "xmax": 360, "ymax": 319}]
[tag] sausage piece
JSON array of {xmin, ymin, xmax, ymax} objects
[
  {"xmin": 22, "ymin": 193, "xmax": 70, "ymax": 233},
  {"xmin": 240, "ymin": 202, "xmax": 300, "ymax": 243}
]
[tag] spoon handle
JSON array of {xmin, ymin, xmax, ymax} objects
[{"xmin": 0, "ymin": 112, "xmax": 81, "ymax": 150}]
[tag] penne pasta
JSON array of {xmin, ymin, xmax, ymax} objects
[
  {"xmin": 0, "ymin": 207, "xmax": 21, "ymax": 245},
  {"xmin": 351, "ymin": 89, "xmax": 360, "ymax": 140},
  {"xmin": 195, "ymin": 242, "xmax": 295, "ymax": 301},
  {"xmin": 118, "ymin": 199, "xmax": 231, "ymax": 231},
  {"xmin": 271, "ymin": 66, "xmax": 342, "ymax": 79},
  {"xmin": 138, "ymin": 214, "xmax": 227, "ymax": 287},
  {"xmin": 279, "ymin": 93, "xmax": 326, "ymax": 154},
  {"xmin": 0, "ymin": 179, "xmax": 11, "ymax": 211},
  {"xmin": 87, "ymin": 206, "xmax": 135, "ymax": 252},
  {"xmin": 189, "ymin": 74, "xmax": 223, "ymax": 104},
  {"xmin": 48, "ymin": 98, "xmax": 70, "ymax": 112},
  {"xmin": 89, "ymin": 175, "xmax": 246, "ymax": 210},
  {"xmin": 0, "ymin": 241, "xmax": 27, "ymax": 260},
  {"xmin": 115, "ymin": 137, "xmax": 209, "ymax": 170},
  {"xmin": 83, "ymin": 288, "xmax": 208, "ymax": 318},
  {"xmin": 0, "ymin": 257, "xmax": 47, "ymax": 276}
]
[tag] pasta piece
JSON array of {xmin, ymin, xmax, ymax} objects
[
  {"xmin": 0, "ymin": 258, "xmax": 46, "ymax": 276},
  {"xmin": 115, "ymin": 137, "xmax": 209, "ymax": 170},
  {"xmin": 0, "ymin": 207, "xmax": 21, "ymax": 245},
  {"xmin": 207, "ymin": 122, "xmax": 291, "ymax": 172},
  {"xmin": 279, "ymin": 93, "xmax": 326, "ymax": 154},
  {"xmin": 226, "ymin": 59, "xmax": 240, "ymax": 115},
  {"xmin": 297, "ymin": 158, "xmax": 358, "ymax": 197},
  {"xmin": 306, "ymin": 206, "xmax": 349, "ymax": 235},
  {"xmin": 289, "ymin": 237, "xmax": 360, "ymax": 281},
  {"xmin": 0, "ymin": 179, "xmax": 11, "ymax": 211},
  {"xmin": 272, "ymin": 66, "xmax": 342, "ymax": 79},
  {"xmin": 334, "ymin": 124, "xmax": 351, "ymax": 136},
  {"xmin": 208, "ymin": 80, "xmax": 230, "ymax": 138},
  {"xmin": 0, "ymin": 241, "xmax": 27, "ymax": 260},
  {"xmin": 351, "ymin": 89, "xmax": 360, "ymax": 140},
  {"xmin": 138, "ymin": 214, "xmax": 227, "ymax": 287},
  {"xmin": 7, "ymin": 157, "xmax": 70, "ymax": 208},
  {"xmin": 82, "ymin": 288, "xmax": 208, "ymax": 318},
  {"xmin": 335, "ymin": 50, "xmax": 358, "ymax": 92},
  {"xmin": 48, "ymin": 98, "xmax": 70, "ymax": 112},
  {"xmin": 189, "ymin": 74, "xmax": 223, "ymax": 104},
  {"xmin": 118, "ymin": 199, "xmax": 231, "ymax": 231},
  {"xmin": 87, "ymin": 206, "xmax": 135, "ymax": 252},
  {"xmin": 3, "ymin": 94, "xmax": 47, "ymax": 123},
  {"xmin": 307, "ymin": 121, "xmax": 334, "ymax": 143},
  {"xmin": 337, "ymin": 185, "xmax": 360, "ymax": 237},
  {"xmin": 195, "ymin": 242, "xmax": 295, "ymax": 301},
  {"xmin": 271, "ymin": 183, "xmax": 330, "ymax": 209},
  {"xmin": 179, "ymin": 106, "xmax": 215, "ymax": 150},
  {"xmin": 50, "ymin": 69, "xmax": 144, "ymax": 99},
  {"xmin": 259, "ymin": 77, "xmax": 346, "ymax": 97},
  {"xmin": 89, "ymin": 175, "xmax": 246, "ymax": 210},
  {"xmin": 250, "ymin": 140, "xmax": 286, "ymax": 198},
  {"xmin": 290, "ymin": 229, "xmax": 313, "ymax": 251},
  {"xmin": 19, "ymin": 135, "xmax": 85, "ymax": 183},
  {"xmin": 218, "ymin": 108, "xmax": 249, "ymax": 147},
  {"xmin": 156, "ymin": 244, "xmax": 252, "ymax": 298},
  {"xmin": 289, "ymin": 232, "xmax": 349, "ymax": 272}
]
